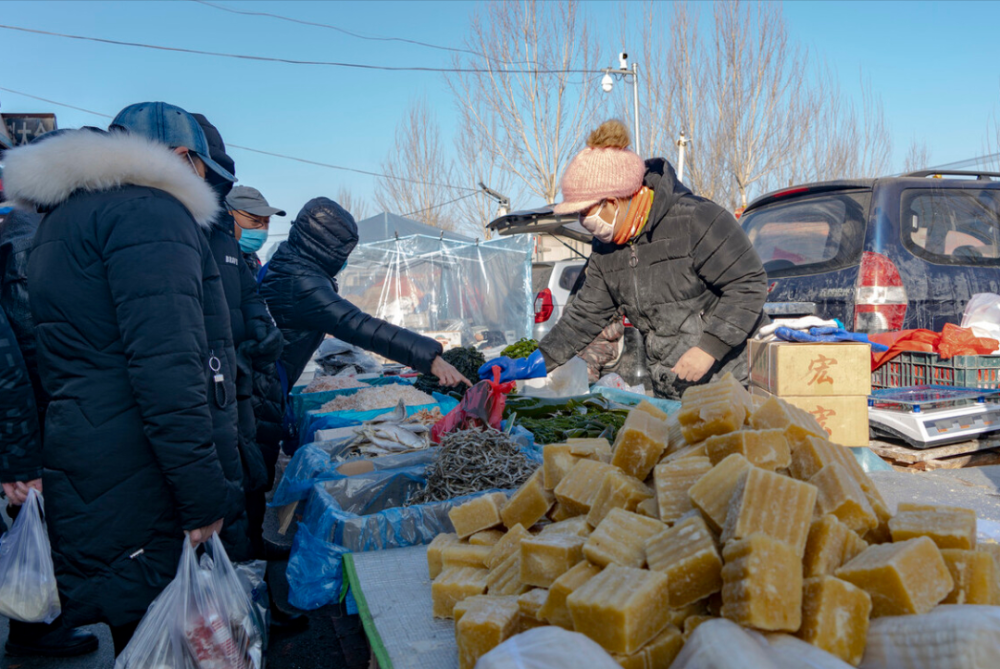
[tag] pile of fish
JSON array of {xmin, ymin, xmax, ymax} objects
[{"xmin": 344, "ymin": 402, "xmax": 441, "ymax": 458}]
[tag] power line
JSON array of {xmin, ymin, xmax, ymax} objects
[
  {"xmin": 402, "ymin": 192, "xmax": 480, "ymax": 218},
  {"xmin": 0, "ymin": 86, "xmax": 481, "ymax": 193},
  {"xmin": 0, "ymin": 23, "xmax": 601, "ymax": 75}
]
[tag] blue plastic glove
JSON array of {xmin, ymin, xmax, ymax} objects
[
  {"xmin": 478, "ymin": 349, "xmax": 548, "ymax": 383},
  {"xmin": 774, "ymin": 326, "xmax": 889, "ymax": 352}
]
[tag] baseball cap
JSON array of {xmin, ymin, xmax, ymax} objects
[
  {"xmin": 110, "ymin": 101, "xmax": 237, "ymax": 183},
  {"xmin": 226, "ymin": 186, "xmax": 286, "ymax": 217}
]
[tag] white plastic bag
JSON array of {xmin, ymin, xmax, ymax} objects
[
  {"xmin": 475, "ymin": 627, "xmax": 621, "ymax": 669},
  {"xmin": 672, "ymin": 619, "xmax": 852, "ymax": 669},
  {"xmin": 860, "ymin": 605, "xmax": 1000, "ymax": 669},
  {"xmin": 0, "ymin": 489, "xmax": 61, "ymax": 623},
  {"xmin": 961, "ymin": 293, "xmax": 1000, "ymax": 347},
  {"xmin": 116, "ymin": 535, "xmax": 264, "ymax": 669},
  {"xmin": 519, "ymin": 357, "xmax": 590, "ymax": 399}
]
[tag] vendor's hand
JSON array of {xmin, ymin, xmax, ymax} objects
[
  {"xmin": 431, "ymin": 356, "xmax": 472, "ymax": 387},
  {"xmin": 2, "ymin": 479, "xmax": 42, "ymax": 506},
  {"xmin": 245, "ymin": 322, "xmax": 283, "ymax": 365},
  {"xmin": 671, "ymin": 346, "xmax": 716, "ymax": 383},
  {"xmin": 189, "ymin": 518, "xmax": 224, "ymax": 547},
  {"xmin": 478, "ymin": 350, "xmax": 548, "ymax": 383}
]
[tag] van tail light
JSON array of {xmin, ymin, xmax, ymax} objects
[
  {"xmin": 854, "ymin": 251, "xmax": 907, "ymax": 333},
  {"xmin": 534, "ymin": 289, "xmax": 554, "ymax": 323}
]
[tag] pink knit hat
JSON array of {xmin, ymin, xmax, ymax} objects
[{"xmin": 553, "ymin": 120, "xmax": 646, "ymax": 215}]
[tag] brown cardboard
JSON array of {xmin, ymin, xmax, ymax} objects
[
  {"xmin": 750, "ymin": 388, "xmax": 870, "ymax": 447},
  {"xmin": 337, "ymin": 460, "xmax": 377, "ymax": 476},
  {"xmin": 749, "ymin": 341, "xmax": 871, "ymax": 397}
]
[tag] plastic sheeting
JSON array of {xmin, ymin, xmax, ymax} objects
[
  {"xmin": 337, "ymin": 234, "xmax": 534, "ymax": 348},
  {"xmin": 299, "ymin": 394, "xmax": 459, "ymax": 445}
]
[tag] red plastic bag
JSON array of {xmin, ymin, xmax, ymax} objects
[
  {"xmin": 870, "ymin": 325, "xmax": 1000, "ymax": 370},
  {"xmin": 938, "ymin": 323, "xmax": 999, "ymax": 359},
  {"xmin": 431, "ymin": 368, "xmax": 515, "ymax": 443}
]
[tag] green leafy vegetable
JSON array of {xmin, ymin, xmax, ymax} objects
[{"xmin": 501, "ymin": 338, "xmax": 539, "ymax": 359}]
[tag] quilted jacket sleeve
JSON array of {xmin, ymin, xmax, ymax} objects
[
  {"xmin": 0, "ymin": 305, "xmax": 42, "ymax": 481},
  {"xmin": 102, "ymin": 198, "xmax": 229, "ymax": 531},
  {"xmin": 538, "ymin": 256, "xmax": 618, "ymax": 370},
  {"xmin": 690, "ymin": 202, "xmax": 768, "ymax": 360}
]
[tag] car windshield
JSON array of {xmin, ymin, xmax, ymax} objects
[
  {"xmin": 902, "ymin": 188, "xmax": 1000, "ymax": 265},
  {"xmin": 741, "ymin": 190, "xmax": 870, "ymax": 277}
]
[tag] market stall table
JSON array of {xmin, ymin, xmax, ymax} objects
[{"xmin": 343, "ymin": 466, "xmax": 1000, "ymax": 669}]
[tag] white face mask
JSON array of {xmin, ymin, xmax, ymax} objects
[{"xmin": 580, "ymin": 201, "xmax": 618, "ymax": 244}]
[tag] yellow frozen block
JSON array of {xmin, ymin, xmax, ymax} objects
[
  {"xmin": 636, "ymin": 497, "xmax": 660, "ymax": 520},
  {"xmin": 520, "ymin": 534, "xmax": 587, "ymax": 588},
  {"xmin": 587, "ymin": 469, "xmax": 654, "ymax": 527},
  {"xmin": 454, "ymin": 595, "xmax": 518, "ymax": 635},
  {"xmin": 679, "ymin": 399, "xmax": 747, "ymax": 444},
  {"xmin": 567, "ymin": 564, "xmax": 672, "ymax": 655},
  {"xmin": 664, "ymin": 601, "xmax": 709, "ymax": 628},
  {"xmin": 611, "ymin": 625, "xmax": 685, "ymax": 669},
  {"xmin": 469, "ymin": 529, "xmax": 505, "ymax": 547},
  {"xmin": 584, "ymin": 508, "xmax": 666, "ymax": 568},
  {"xmin": 704, "ymin": 429, "xmax": 791, "ymax": 471},
  {"xmin": 501, "ymin": 469, "xmax": 555, "ymax": 531},
  {"xmin": 486, "ymin": 524, "xmax": 531, "ymax": 570},
  {"xmin": 442, "ymin": 544, "xmax": 493, "ymax": 570},
  {"xmin": 722, "ymin": 467, "xmax": 818, "ymax": 557},
  {"xmin": 810, "ymin": 463, "xmax": 878, "ymax": 535},
  {"xmin": 612, "ymin": 410, "xmax": 670, "ymax": 480},
  {"xmin": 864, "ymin": 490, "xmax": 893, "ymax": 544},
  {"xmin": 432, "ymin": 566, "xmax": 489, "ymax": 618},
  {"xmin": 721, "ymin": 533, "xmax": 803, "ymax": 632},
  {"xmin": 658, "ymin": 441, "xmax": 709, "ymax": 465},
  {"xmin": 653, "ymin": 457, "xmax": 712, "ymax": 525},
  {"xmin": 977, "ymin": 543, "xmax": 1000, "ymax": 605},
  {"xmin": 456, "ymin": 595, "xmax": 520, "ymax": 669},
  {"xmin": 803, "ymin": 514, "xmax": 864, "ymax": 578},
  {"xmin": 797, "ymin": 576, "xmax": 872, "ymax": 666},
  {"xmin": 516, "ymin": 588, "xmax": 549, "ymax": 632},
  {"xmin": 664, "ymin": 414, "xmax": 687, "ymax": 457},
  {"xmin": 428, "ymin": 533, "xmax": 461, "ymax": 579},
  {"xmin": 835, "ymin": 537, "xmax": 954, "ymax": 617},
  {"xmin": 539, "ymin": 516, "xmax": 591, "ymax": 538},
  {"xmin": 889, "ymin": 503, "xmax": 977, "ymax": 550},
  {"xmin": 683, "ymin": 615, "xmax": 715, "ymax": 640},
  {"xmin": 554, "ymin": 459, "xmax": 620, "ymax": 517},
  {"xmin": 538, "ymin": 560, "xmax": 601, "ymax": 629},
  {"xmin": 548, "ymin": 502, "xmax": 575, "ymax": 522},
  {"xmin": 688, "ymin": 454, "xmax": 754, "ymax": 534},
  {"xmin": 635, "ymin": 399, "xmax": 669, "ymax": 421},
  {"xmin": 542, "ymin": 440, "xmax": 612, "ymax": 490},
  {"xmin": 940, "ymin": 549, "xmax": 997, "ymax": 605},
  {"xmin": 487, "ymin": 549, "xmax": 531, "ymax": 597},
  {"xmin": 750, "ymin": 395, "xmax": 825, "ymax": 435},
  {"xmin": 646, "ymin": 514, "xmax": 723, "ymax": 607},
  {"xmin": 449, "ymin": 492, "xmax": 508, "ymax": 539}
]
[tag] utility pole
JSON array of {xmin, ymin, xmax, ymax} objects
[
  {"xmin": 601, "ymin": 53, "xmax": 641, "ymax": 151},
  {"xmin": 676, "ymin": 131, "xmax": 691, "ymax": 182}
]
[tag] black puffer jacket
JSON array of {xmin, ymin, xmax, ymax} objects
[
  {"xmin": 0, "ymin": 304, "xmax": 42, "ymax": 482},
  {"xmin": 0, "ymin": 207, "xmax": 45, "ymax": 414},
  {"xmin": 256, "ymin": 198, "xmax": 442, "ymax": 447},
  {"xmin": 540, "ymin": 159, "xmax": 767, "ymax": 399},
  {"xmin": 4, "ymin": 128, "xmax": 247, "ymax": 627}
]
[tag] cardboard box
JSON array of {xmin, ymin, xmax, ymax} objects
[
  {"xmin": 750, "ymin": 387, "xmax": 870, "ymax": 447},
  {"xmin": 749, "ymin": 340, "xmax": 871, "ymax": 397}
]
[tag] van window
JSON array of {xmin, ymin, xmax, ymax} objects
[
  {"xmin": 902, "ymin": 188, "xmax": 1000, "ymax": 265},
  {"xmin": 740, "ymin": 191, "xmax": 870, "ymax": 277}
]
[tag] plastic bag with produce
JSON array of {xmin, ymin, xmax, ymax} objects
[{"xmin": 0, "ymin": 489, "xmax": 61, "ymax": 624}]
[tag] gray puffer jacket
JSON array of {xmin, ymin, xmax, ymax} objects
[{"xmin": 539, "ymin": 159, "xmax": 767, "ymax": 399}]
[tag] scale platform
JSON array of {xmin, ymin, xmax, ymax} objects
[{"xmin": 868, "ymin": 386, "xmax": 1000, "ymax": 449}]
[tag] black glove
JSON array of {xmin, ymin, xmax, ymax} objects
[{"xmin": 243, "ymin": 320, "xmax": 283, "ymax": 367}]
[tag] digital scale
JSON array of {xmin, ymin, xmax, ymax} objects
[{"xmin": 867, "ymin": 386, "xmax": 1000, "ymax": 448}]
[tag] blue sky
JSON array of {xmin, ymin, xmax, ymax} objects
[{"xmin": 2, "ymin": 1, "xmax": 999, "ymax": 252}]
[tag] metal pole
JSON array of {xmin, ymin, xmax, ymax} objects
[
  {"xmin": 631, "ymin": 62, "xmax": 641, "ymax": 153},
  {"xmin": 676, "ymin": 132, "xmax": 687, "ymax": 182}
]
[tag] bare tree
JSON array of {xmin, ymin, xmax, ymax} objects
[
  {"xmin": 902, "ymin": 138, "xmax": 932, "ymax": 174},
  {"xmin": 336, "ymin": 186, "xmax": 370, "ymax": 222},
  {"xmin": 374, "ymin": 99, "xmax": 458, "ymax": 231},
  {"xmin": 451, "ymin": 112, "xmax": 521, "ymax": 238},
  {"xmin": 449, "ymin": 0, "xmax": 601, "ymax": 204}
]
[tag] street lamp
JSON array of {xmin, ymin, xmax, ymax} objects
[
  {"xmin": 676, "ymin": 132, "xmax": 691, "ymax": 182},
  {"xmin": 600, "ymin": 53, "xmax": 641, "ymax": 152}
]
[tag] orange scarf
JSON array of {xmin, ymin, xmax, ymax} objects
[{"xmin": 612, "ymin": 187, "xmax": 654, "ymax": 245}]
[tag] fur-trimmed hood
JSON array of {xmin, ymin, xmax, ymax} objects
[{"xmin": 3, "ymin": 129, "xmax": 219, "ymax": 227}]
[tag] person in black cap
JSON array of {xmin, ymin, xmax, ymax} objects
[{"xmin": 2, "ymin": 102, "xmax": 246, "ymax": 654}]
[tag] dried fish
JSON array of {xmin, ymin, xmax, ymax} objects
[
  {"xmin": 339, "ymin": 401, "xmax": 438, "ymax": 459},
  {"xmin": 408, "ymin": 427, "xmax": 537, "ymax": 505}
]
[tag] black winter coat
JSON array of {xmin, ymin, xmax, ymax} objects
[
  {"xmin": 256, "ymin": 198, "xmax": 442, "ymax": 448},
  {"xmin": 540, "ymin": 159, "xmax": 768, "ymax": 399},
  {"xmin": 0, "ymin": 305, "xmax": 42, "ymax": 482},
  {"xmin": 0, "ymin": 207, "xmax": 45, "ymax": 414},
  {"xmin": 4, "ymin": 129, "xmax": 247, "ymax": 627}
]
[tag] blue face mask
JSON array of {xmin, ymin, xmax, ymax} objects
[{"xmin": 238, "ymin": 229, "xmax": 268, "ymax": 254}]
